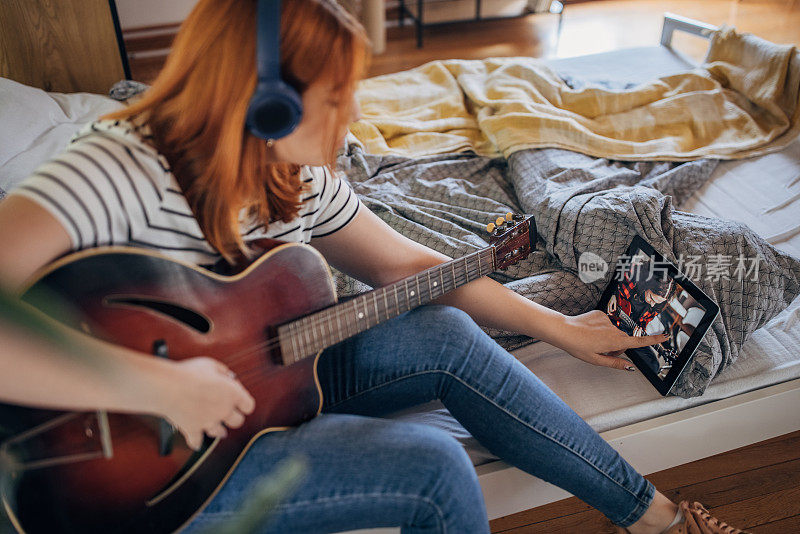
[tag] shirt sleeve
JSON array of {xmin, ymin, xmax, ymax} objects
[
  {"xmin": 8, "ymin": 136, "xmax": 132, "ymax": 252},
  {"xmin": 309, "ymin": 166, "xmax": 361, "ymax": 238}
]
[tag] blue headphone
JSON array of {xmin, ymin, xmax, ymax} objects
[{"xmin": 245, "ymin": 0, "xmax": 303, "ymax": 141}]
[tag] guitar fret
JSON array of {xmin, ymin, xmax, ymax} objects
[
  {"xmin": 463, "ymin": 255, "xmax": 469, "ymax": 283},
  {"xmin": 427, "ymin": 273, "xmax": 433, "ymax": 300},
  {"xmin": 439, "ymin": 267, "xmax": 444, "ymax": 295},
  {"xmin": 372, "ymin": 292, "xmax": 380, "ymax": 325},
  {"xmin": 311, "ymin": 316, "xmax": 321, "ymax": 353},
  {"xmin": 383, "ymin": 287, "xmax": 390, "ymax": 320},
  {"xmin": 315, "ymin": 315, "xmax": 324, "ymax": 349},
  {"xmin": 311, "ymin": 317, "xmax": 320, "ymax": 354},
  {"xmin": 451, "ymin": 262, "xmax": 456, "ymax": 290},
  {"xmin": 302, "ymin": 319, "xmax": 312, "ymax": 356},
  {"xmin": 350, "ymin": 301, "xmax": 359, "ymax": 336},
  {"xmin": 322, "ymin": 314, "xmax": 331, "ymax": 347},
  {"xmin": 334, "ymin": 308, "xmax": 343, "ymax": 345},
  {"xmin": 415, "ymin": 277, "xmax": 421, "ymax": 305},
  {"xmin": 394, "ymin": 284, "xmax": 400, "ymax": 313},
  {"xmin": 287, "ymin": 324, "xmax": 300, "ymax": 362}
]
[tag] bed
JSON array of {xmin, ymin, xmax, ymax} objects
[
  {"xmin": 352, "ymin": 13, "xmax": 800, "ymax": 531},
  {"xmin": 0, "ymin": 13, "xmax": 798, "ymax": 534}
]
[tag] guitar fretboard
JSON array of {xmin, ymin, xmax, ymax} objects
[{"xmin": 277, "ymin": 248, "xmax": 495, "ymax": 363}]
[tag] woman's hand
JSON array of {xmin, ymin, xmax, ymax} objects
[
  {"xmin": 556, "ymin": 310, "xmax": 669, "ymax": 370},
  {"xmin": 154, "ymin": 357, "xmax": 256, "ymax": 450}
]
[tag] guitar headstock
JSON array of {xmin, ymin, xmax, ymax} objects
[{"xmin": 487, "ymin": 213, "xmax": 537, "ymax": 270}]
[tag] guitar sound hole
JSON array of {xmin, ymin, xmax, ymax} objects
[{"xmin": 105, "ymin": 297, "xmax": 211, "ymax": 333}]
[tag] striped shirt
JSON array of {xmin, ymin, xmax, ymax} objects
[{"xmin": 10, "ymin": 119, "xmax": 361, "ymax": 266}]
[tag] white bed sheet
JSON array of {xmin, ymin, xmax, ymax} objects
[{"xmin": 683, "ymin": 137, "xmax": 800, "ymax": 256}]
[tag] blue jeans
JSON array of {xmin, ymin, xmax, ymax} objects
[{"xmin": 185, "ymin": 306, "xmax": 655, "ymax": 533}]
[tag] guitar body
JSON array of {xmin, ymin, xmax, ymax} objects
[{"xmin": 2, "ymin": 243, "xmax": 336, "ymax": 533}]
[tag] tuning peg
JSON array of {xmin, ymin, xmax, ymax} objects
[
  {"xmin": 495, "ymin": 216, "xmax": 505, "ymax": 227},
  {"xmin": 505, "ymin": 212, "xmax": 514, "ymax": 222},
  {"xmin": 486, "ymin": 222, "xmax": 496, "ymax": 233}
]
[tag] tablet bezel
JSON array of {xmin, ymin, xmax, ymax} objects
[{"xmin": 596, "ymin": 235, "xmax": 720, "ymax": 396}]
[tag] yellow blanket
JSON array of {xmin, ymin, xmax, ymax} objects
[{"xmin": 350, "ymin": 27, "xmax": 800, "ymax": 161}]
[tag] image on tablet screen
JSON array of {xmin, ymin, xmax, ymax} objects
[{"xmin": 604, "ymin": 248, "xmax": 708, "ymax": 380}]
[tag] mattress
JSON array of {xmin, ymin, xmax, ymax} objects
[{"xmin": 387, "ymin": 46, "xmax": 800, "ymax": 466}]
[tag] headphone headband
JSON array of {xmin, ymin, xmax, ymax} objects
[
  {"xmin": 246, "ymin": 0, "xmax": 303, "ymax": 141},
  {"xmin": 255, "ymin": 0, "xmax": 281, "ymax": 83}
]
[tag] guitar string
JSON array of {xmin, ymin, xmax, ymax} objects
[
  {"xmin": 218, "ymin": 248, "xmax": 491, "ymax": 362},
  {"xmin": 218, "ymin": 240, "xmax": 511, "ymax": 369},
  {"xmin": 230, "ymin": 265, "xmax": 485, "ymax": 382},
  {"xmin": 219, "ymin": 250, "xmax": 497, "ymax": 375},
  {"xmin": 223, "ymin": 254, "xmax": 491, "ymax": 370}
]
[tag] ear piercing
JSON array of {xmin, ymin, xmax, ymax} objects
[{"xmin": 266, "ymin": 138, "xmax": 275, "ymax": 147}]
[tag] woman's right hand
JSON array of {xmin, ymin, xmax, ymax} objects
[{"xmin": 155, "ymin": 357, "xmax": 256, "ymax": 451}]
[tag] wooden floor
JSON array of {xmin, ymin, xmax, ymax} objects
[
  {"xmin": 368, "ymin": 0, "xmax": 800, "ymax": 76},
  {"xmin": 121, "ymin": 2, "xmax": 800, "ymax": 531},
  {"xmin": 490, "ymin": 430, "xmax": 800, "ymax": 533},
  {"xmin": 126, "ymin": 0, "xmax": 800, "ymax": 82}
]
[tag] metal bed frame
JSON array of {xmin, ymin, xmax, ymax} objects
[{"xmin": 398, "ymin": 0, "xmax": 565, "ymax": 48}]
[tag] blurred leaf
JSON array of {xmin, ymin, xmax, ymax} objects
[
  {"xmin": 0, "ymin": 448, "xmax": 21, "ymax": 534},
  {"xmin": 0, "ymin": 286, "xmax": 84, "ymax": 357},
  {"xmin": 205, "ymin": 456, "xmax": 308, "ymax": 534}
]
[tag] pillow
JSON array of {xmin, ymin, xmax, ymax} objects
[{"xmin": 0, "ymin": 77, "xmax": 123, "ymax": 192}]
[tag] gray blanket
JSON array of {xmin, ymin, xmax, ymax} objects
[{"xmin": 337, "ymin": 144, "xmax": 800, "ymax": 398}]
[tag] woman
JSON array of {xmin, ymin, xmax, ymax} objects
[{"xmin": 0, "ymin": 0, "xmax": 746, "ymax": 532}]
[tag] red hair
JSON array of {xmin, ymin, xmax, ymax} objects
[{"xmin": 104, "ymin": 0, "xmax": 369, "ymax": 263}]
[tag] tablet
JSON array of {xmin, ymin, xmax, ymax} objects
[{"xmin": 596, "ymin": 235, "xmax": 720, "ymax": 396}]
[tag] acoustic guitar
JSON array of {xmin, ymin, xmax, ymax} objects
[
  {"xmin": 614, "ymin": 307, "xmax": 679, "ymax": 368},
  {"xmin": 0, "ymin": 214, "xmax": 535, "ymax": 533}
]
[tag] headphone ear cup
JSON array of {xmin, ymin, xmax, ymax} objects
[{"xmin": 246, "ymin": 80, "xmax": 303, "ymax": 140}]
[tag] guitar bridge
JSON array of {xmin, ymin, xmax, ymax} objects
[{"xmin": 1, "ymin": 411, "xmax": 113, "ymax": 471}]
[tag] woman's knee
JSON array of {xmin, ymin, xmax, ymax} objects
[{"xmin": 395, "ymin": 423, "xmax": 488, "ymax": 529}]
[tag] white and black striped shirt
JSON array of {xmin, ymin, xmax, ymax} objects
[{"xmin": 10, "ymin": 120, "xmax": 361, "ymax": 266}]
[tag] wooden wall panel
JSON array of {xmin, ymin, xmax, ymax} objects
[{"xmin": 0, "ymin": 0, "xmax": 126, "ymax": 94}]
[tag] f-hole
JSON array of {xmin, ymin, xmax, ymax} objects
[{"xmin": 105, "ymin": 296, "xmax": 211, "ymax": 333}]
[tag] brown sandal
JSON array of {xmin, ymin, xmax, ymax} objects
[{"xmin": 613, "ymin": 500, "xmax": 751, "ymax": 534}]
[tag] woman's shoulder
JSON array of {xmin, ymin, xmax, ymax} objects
[
  {"xmin": 53, "ymin": 118, "xmax": 178, "ymax": 196},
  {"xmin": 70, "ymin": 119, "xmax": 170, "ymax": 170}
]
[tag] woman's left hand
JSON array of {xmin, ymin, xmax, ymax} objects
[{"xmin": 554, "ymin": 310, "xmax": 669, "ymax": 371}]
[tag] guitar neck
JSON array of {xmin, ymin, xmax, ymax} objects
[
  {"xmin": 617, "ymin": 309, "xmax": 676, "ymax": 362},
  {"xmin": 277, "ymin": 248, "xmax": 496, "ymax": 364},
  {"xmin": 618, "ymin": 309, "xmax": 638, "ymax": 333}
]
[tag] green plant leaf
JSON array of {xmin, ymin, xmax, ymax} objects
[{"xmin": 204, "ymin": 455, "xmax": 308, "ymax": 534}]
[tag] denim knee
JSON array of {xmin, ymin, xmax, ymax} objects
[{"xmin": 398, "ymin": 423, "xmax": 488, "ymax": 531}]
